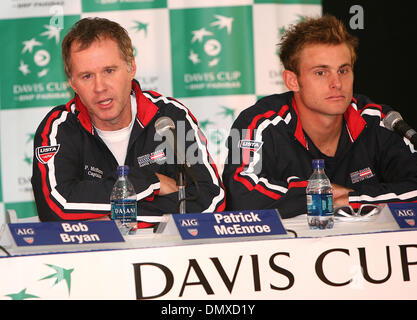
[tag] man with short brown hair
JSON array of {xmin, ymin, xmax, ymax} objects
[{"xmin": 222, "ymin": 15, "xmax": 417, "ymax": 218}]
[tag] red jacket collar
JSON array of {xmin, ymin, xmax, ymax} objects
[
  {"xmin": 343, "ymin": 97, "xmax": 367, "ymax": 141},
  {"xmin": 66, "ymin": 80, "xmax": 159, "ymax": 133},
  {"xmin": 291, "ymin": 96, "xmax": 366, "ymax": 148},
  {"xmin": 291, "ymin": 97, "xmax": 308, "ymax": 148}
]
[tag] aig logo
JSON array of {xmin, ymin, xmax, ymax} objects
[
  {"xmin": 395, "ymin": 209, "xmax": 415, "ymax": 217},
  {"xmin": 16, "ymin": 228, "xmax": 35, "ymax": 235},
  {"xmin": 180, "ymin": 219, "xmax": 199, "ymax": 227}
]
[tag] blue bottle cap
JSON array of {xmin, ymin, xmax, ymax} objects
[
  {"xmin": 312, "ymin": 159, "xmax": 324, "ymax": 169},
  {"xmin": 117, "ymin": 165, "xmax": 129, "ymax": 176}
]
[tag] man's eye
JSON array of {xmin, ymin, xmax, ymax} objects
[
  {"xmin": 315, "ymin": 71, "xmax": 325, "ymax": 76},
  {"xmin": 82, "ymin": 74, "xmax": 91, "ymax": 80},
  {"xmin": 106, "ymin": 68, "xmax": 114, "ymax": 74}
]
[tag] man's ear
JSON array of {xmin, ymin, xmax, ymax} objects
[
  {"xmin": 282, "ymin": 70, "xmax": 300, "ymax": 92},
  {"xmin": 129, "ymin": 58, "xmax": 137, "ymax": 79},
  {"xmin": 68, "ymin": 77, "xmax": 77, "ymax": 94}
]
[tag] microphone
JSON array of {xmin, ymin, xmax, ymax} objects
[
  {"xmin": 155, "ymin": 116, "xmax": 189, "ymax": 214},
  {"xmin": 383, "ymin": 111, "xmax": 417, "ymax": 148},
  {"xmin": 154, "ymin": 116, "xmax": 186, "ymax": 165}
]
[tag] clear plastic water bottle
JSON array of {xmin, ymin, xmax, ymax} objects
[
  {"xmin": 306, "ymin": 159, "xmax": 334, "ymax": 229},
  {"xmin": 110, "ymin": 165, "xmax": 137, "ymax": 235}
]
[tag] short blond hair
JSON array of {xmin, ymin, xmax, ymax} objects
[{"xmin": 62, "ymin": 17, "xmax": 134, "ymax": 78}]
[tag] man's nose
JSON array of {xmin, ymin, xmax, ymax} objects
[
  {"xmin": 329, "ymin": 73, "xmax": 342, "ymax": 89},
  {"xmin": 93, "ymin": 74, "xmax": 106, "ymax": 92}
]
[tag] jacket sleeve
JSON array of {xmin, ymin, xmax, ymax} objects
[
  {"xmin": 222, "ymin": 111, "xmax": 308, "ymax": 219},
  {"xmin": 348, "ymin": 125, "xmax": 417, "ymax": 208},
  {"xmin": 31, "ymin": 108, "xmax": 160, "ymax": 221},
  {"xmin": 137, "ymin": 96, "xmax": 226, "ymax": 216}
]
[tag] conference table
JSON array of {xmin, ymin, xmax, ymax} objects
[{"xmin": 0, "ymin": 205, "xmax": 416, "ymax": 300}]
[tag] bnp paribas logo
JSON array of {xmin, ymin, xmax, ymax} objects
[
  {"xmin": 199, "ymin": 105, "xmax": 236, "ymax": 156},
  {"xmin": 170, "ymin": 6, "xmax": 255, "ymax": 97},
  {"xmin": 130, "ymin": 19, "xmax": 149, "ymax": 58},
  {"xmin": 23, "ymin": 132, "xmax": 35, "ymax": 166},
  {"xmin": 188, "ymin": 15, "xmax": 233, "ymax": 68},
  {"xmin": 18, "ymin": 25, "xmax": 61, "ymax": 78},
  {"xmin": 0, "ymin": 16, "xmax": 78, "ymax": 109},
  {"xmin": 131, "ymin": 20, "xmax": 149, "ymax": 38},
  {"xmin": 15, "ymin": 131, "xmax": 35, "ymax": 195},
  {"xmin": 5, "ymin": 264, "xmax": 74, "ymax": 300},
  {"xmin": 275, "ymin": 15, "xmax": 307, "ymax": 57}
]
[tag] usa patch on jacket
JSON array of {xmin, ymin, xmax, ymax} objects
[
  {"xmin": 36, "ymin": 145, "xmax": 60, "ymax": 164},
  {"xmin": 350, "ymin": 167, "xmax": 374, "ymax": 184}
]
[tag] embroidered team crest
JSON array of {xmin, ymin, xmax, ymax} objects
[
  {"xmin": 36, "ymin": 145, "xmax": 60, "ymax": 164},
  {"xmin": 350, "ymin": 167, "xmax": 375, "ymax": 184},
  {"xmin": 238, "ymin": 140, "xmax": 263, "ymax": 152}
]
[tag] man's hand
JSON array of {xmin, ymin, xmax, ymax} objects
[
  {"xmin": 91, "ymin": 215, "xmax": 110, "ymax": 221},
  {"xmin": 155, "ymin": 173, "xmax": 179, "ymax": 196},
  {"xmin": 331, "ymin": 183, "xmax": 354, "ymax": 207}
]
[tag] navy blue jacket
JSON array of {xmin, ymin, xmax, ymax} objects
[
  {"xmin": 222, "ymin": 91, "xmax": 417, "ymax": 218},
  {"xmin": 32, "ymin": 80, "xmax": 225, "ymax": 221}
]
